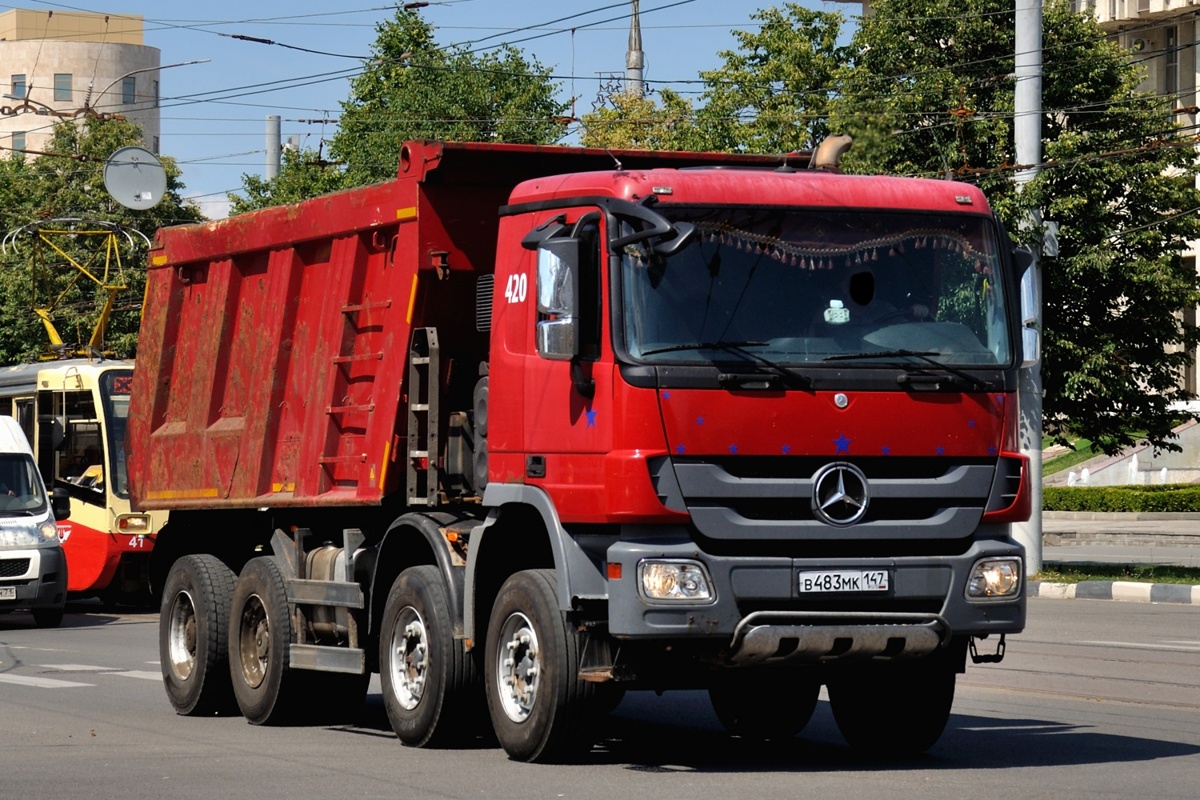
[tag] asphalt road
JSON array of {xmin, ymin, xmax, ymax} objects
[{"xmin": 1, "ymin": 598, "xmax": 1197, "ymax": 800}]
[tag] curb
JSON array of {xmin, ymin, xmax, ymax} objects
[{"xmin": 1029, "ymin": 580, "xmax": 1200, "ymax": 605}]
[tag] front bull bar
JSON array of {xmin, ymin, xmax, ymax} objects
[{"xmin": 727, "ymin": 611, "xmax": 951, "ymax": 666}]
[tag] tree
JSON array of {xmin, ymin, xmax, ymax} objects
[
  {"xmin": 236, "ymin": 8, "xmax": 568, "ymax": 209},
  {"xmin": 0, "ymin": 117, "xmax": 203, "ymax": 362},
  {"xmin": 581, "ymin": 4, "xmax": 848, "ymax": 154},
  {"xmin": 829, "ymin": 0, "xmax": 1200, "ymax": 454}
]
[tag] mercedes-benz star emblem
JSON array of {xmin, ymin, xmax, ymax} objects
[{"xmin": 811, "ymin": 462, "xmax": 870, "ymax": 526}]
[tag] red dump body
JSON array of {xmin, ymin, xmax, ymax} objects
[{"xmin": 128, "ymin": 141, "xmax": 789, "ymax": 510}]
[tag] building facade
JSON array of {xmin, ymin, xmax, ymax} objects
[
  {"xmin": 0, "ymin": 9, "xmax": 161, "ymax": 156},
  {"xmin": 1080, "ymin": 0, "xmax": 1200, "ymax": 394}
]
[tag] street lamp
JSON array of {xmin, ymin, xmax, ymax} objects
[
  {"xmin": 84, "ymin": 59, "xmax": 211, "ymax": 114},
  {"xmin": 2, "ymin": 60, "xmax": 210, "ymax": 121}
]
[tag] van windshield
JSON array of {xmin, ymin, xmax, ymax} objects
[
  {"xmin": 620, "ymin": 207, "xmax": 1011, "ymax": 368},
  {"xmin": 0, "ymin": 453, "xmax": 47, "ymax": 515}
]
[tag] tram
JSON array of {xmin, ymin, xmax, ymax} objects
[{"xmin": 0, "ymin": 359, "xmax": 163, "ymax": 602}]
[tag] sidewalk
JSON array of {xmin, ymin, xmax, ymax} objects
[{"xmin": 1031, "ymin": 512, "xmax": 1200, "ymax": 605}]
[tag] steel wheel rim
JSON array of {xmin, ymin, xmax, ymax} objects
[
  {"xmin": 166, "ymin": 589, "xmax": 197, "ymax": 681},
  {"xmin": 237, "ymin": 594, "xmax": 269, "ymax": 689},
  {"xmin": 388, "ymin": 605, "xmax": 428, "ymax": 711},
  {"xmin": 496, "ymin": 611, "xmax": 539, "ymax": 723}
]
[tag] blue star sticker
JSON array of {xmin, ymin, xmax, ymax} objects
[
  {"xmin": 833, "ymin": 433, "xmax": 851, "ymax": 454},
  {"xmin": 728, "ymin": 444, "xmax": 738, "ymax": 454},
  {"xmin": 676, "ymin": 443, "xmax": 687, "ymax": 454},
  {"xmin": 586, "ymin": 409, "xmax": 598, "ymax": 428},
  {"xmin": 781, "ymin": 444, "xmax": 791, "ymax": 455},
  {"xmin": 936, "ymin": 446, "xmax": 946, "ymax": 456},
  {"xmin": 988, "ymin": 446, "xmax": 998, "ymax": 456},
  {"xmin": 662, "ymin": 391, "xmax": 671, "ymax": 400},
  {"xmin": 696, "ymin": 417, "xmax": 705, "ymax": 426},
  {"xmin": 968, "ymin": 419, "xmax": 976, "ymax": 428},
  {"xmin": 881, "ymin": 446, "xmax": 891, "ymax": 455}
]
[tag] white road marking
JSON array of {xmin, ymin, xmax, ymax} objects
[
  {"xmin": 1079, "ymin": 640, "xmax": 1200, "ymax": 653},
  {"xmin": 115, "ymin": 670, "xmax": 161, "ymax": 681},
  {"xmin": 0, "ymin": 674, "xmax": 92, "ymax": 688},
  {"xmin": 38, "ymin": 664, "xmax": 111, "ymax": 671}
]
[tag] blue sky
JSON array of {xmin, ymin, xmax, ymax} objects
[{"xmin": 8, "ymin": 1, "xmax": 858, "ymax": 217}]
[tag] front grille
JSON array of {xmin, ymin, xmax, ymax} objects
[
  {"xmin": 0, "ymin": 559, "xmax": 31, "ymax": 578},
  {"xmin": 660, "ymin": 455, "xmax": 996, "ymax": 545}
]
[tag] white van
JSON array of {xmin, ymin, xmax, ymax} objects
[{"xmin": 0, "ymin": 416, "xmax": 71, "ymax": 627}]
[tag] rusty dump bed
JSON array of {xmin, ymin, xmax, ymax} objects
[{"xmin": 127, "ymin": 140, "xmax": 794, "ymax": 511}]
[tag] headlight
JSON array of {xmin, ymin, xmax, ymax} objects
[
  {"xmin": 0, "ymin": 522, "xmax": 59, "ymax": 547},
  {"xmin": 966, "ymin": 558, "xmax": 1022, "ymax": 600},
  {"xmin": 38, "ymin": 521, "xmax": 59, "ymax": 543},
  {"xmin": 638, "ymin": 560, "xmax": 715, "ymax": 603},
  {"xmin": 117, "ymin": 515, "xmax": 151, "ymax": 533}
]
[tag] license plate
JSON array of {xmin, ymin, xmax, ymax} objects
[
  {"xmin": 0, "ymin": 586, "xmax": 15, "ymax": 601},
  {"xmin": 798, "ymin": 570, "xmax": 889, "ymax": 593}
]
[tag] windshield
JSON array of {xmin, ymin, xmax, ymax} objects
[
  {"xmin": 0, "ymin": 453, "xmax": 48, "ymax": 515},
  {"xmin": 100, "ymin": 370, "xmax": 133, "ymax": 500},
  {"xmin": 620, "ymin": 207, "xmax": 1011, "ymax": 367}
]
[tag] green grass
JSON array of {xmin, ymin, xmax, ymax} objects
[
  {"xmin": 1035, "ymin": 564, "xmax": 1200, "ymax": 585},
  {"xmin": 1042, "ymin": 437, "xmax": 1097, "ymax": 476}
]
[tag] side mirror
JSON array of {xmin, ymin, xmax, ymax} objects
[
  {"xmin": 535, "ymin": 238, "xmax": 580, "ymax": 361},
  {"xmin": 51, "ymin": 487, "xmax": 71, "ymax": 521},
  {"xmin": 1013, "ymin": 246, "xmax": 1034, "ymax": 276}
]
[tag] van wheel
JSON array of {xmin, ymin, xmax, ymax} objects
[
  {"xmin": 484, "ymin": 569, "xmax": 598, "ymax": 762},
  {"xmin": 32, "ymin": 607, "xmax": 64, "ymax": 628},
  {"xmin": 709, "ymin": 672, "xmax": 819, "ymax": 739},
  {"xmin": 228, "ymin": 556, "xmax": 301, "ymax": 724},
  {"xmin": 380, "ymin": 565, "xmax": 482, "ymax": 746},
  {"xmin": 160, "ymin": 554, "xmax": 237, "ymax": 715}
]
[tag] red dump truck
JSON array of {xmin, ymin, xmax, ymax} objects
[{"xmin": 128, "ymin": 139, "xmax": 1034, "ymax": 761}]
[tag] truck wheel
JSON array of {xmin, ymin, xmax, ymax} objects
[
  {"xmin": 228, "ymin": 556, "xmax": 301, "ymax": 725},
  {"xmin": 160, "ymin": 554, "xmax": 237, "ymax": 715},
  {"xmin": 32, "ymin": 607, "xmax": 65, "ymax": 628},
  {"xmin": 709, "ymin": 672, "xmax": 819, "ymax": 739},
  {"xmin": 380, "ymin": 565, "xmax": 482, "ymax": 746},
  {"xmin": 484, "ymin": 569, "xmax": 597, "ymax": 763},
  {"xmin": 828, "ymin": 663, "xmax": 956, "ymax": 756}
]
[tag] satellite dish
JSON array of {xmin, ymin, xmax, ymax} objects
[{"xmin": 103, "ymin": 146, "xmax": 167, "ymax": 210}]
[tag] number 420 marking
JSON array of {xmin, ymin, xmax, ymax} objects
[{"xmin": 504, "ymin": 273, "xmax": 527, "ymax": 304}]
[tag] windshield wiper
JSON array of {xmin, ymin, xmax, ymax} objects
[
  {"xmin": 823, "ymin": 349, "xmax": 989, "ymax": 390},
  {"xmin": 639, "ymin": 340, "xmax": 768, "ymax": 356},
  {"xmin": 640, "ymin": 341, "xmax": 810, "ymax": 389}
]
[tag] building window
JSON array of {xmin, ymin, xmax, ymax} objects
[
  {"xmin": 152, "ymin": 136, "xmax": 160, "ymax": 155},
  {"xmin": 122, "ymin": 76, "xmax": 136, "ymax": 105},
  {"xmin": 12, "ymin": 131, "xmax": 26, "ymax": 152},
  {"xmin": 53, "ymin": 73, "xmax": 72, "ymax": 102},
  {"xmin": 152, "ymin": 80, "xmax": 159, "ymax": 108},
  {"xmin": 10, "ymin": 74, "xmax": 26, "ymax": 99}
]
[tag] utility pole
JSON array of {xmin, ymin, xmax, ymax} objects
[
  {"xmin": 266, "ymin": 114, "xmax": 282, "ymax": 180},
  {"xmin": 1013, "ymin": 0, "xmax": 1043, "ymax": 575},
  {"xmin": 626, "ymin": 0, "xmax": 645, "ymax": 99}
]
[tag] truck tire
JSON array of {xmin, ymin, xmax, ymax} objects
[
  {"xmin": 484, "ymin": 569, "xmax": 598, "ymax": 763},
  {"xmin": 228, "ymin": 556, "xmax": 302, "ymax": 725},
  {"xmin": 709, "ymin": 672, "xmax": 819, "ymax": 739},
  {"xmin": 159, "ymin": 554, "xmax": 237, "ymax": 716},
  {"xmin": 828, "ymin": 662, "xmax": 956, "ymax": 756},
  {"xmin": 380, "ymin": 565, "xmax": 482, "ymax": 746}
]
